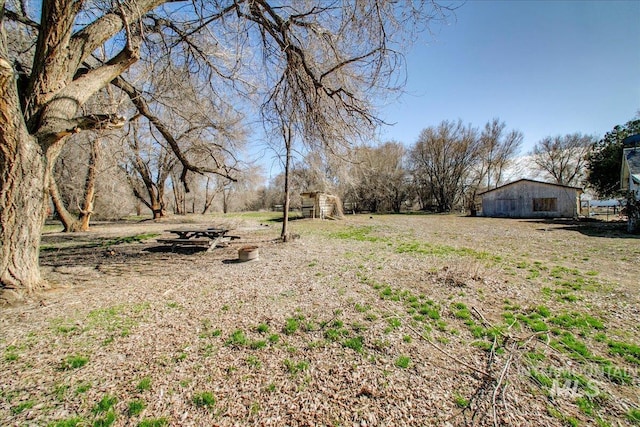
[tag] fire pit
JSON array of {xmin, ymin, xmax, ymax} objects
[{"xmin": 238, "ymin": 245, "xmax": 259, "ymax": 262}]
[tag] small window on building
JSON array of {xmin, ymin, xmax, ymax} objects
[{"xmin": 533, "ymin": 198, "xmax": 557, "ymax": 212}]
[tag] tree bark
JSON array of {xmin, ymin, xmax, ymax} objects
[
  {"xmin": 77, "ymin": 137, "xmax": 100, "ymax": 231},
  {"xmin": 1, "ymin": 0, "xmax": 149, "ymax": 301},
  {"xmin": 0, "ymin": 45, "xmax": 49, "ymax": 301},
  {"xmin": 281, "ymin": 124, "xmax": 292, "ymax": 242},
  {"xmin": 202, "ymin": 177, "xmax": 217, "ymax": 214},
  {"xmin": 0, "ymin": 134, "xmax": 49, "ymax": 302},
  {"xmin": 171, "ymin": 172, "xmax": 185, "ymax": 214},
  {"xmin": 49, "ymin": 175, "xmax": 81, "ymax": 232}
]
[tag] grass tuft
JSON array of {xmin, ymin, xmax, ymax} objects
[
  {"xmin": 343, "ymin": 336, "xmax": 364, "ymax": 352},
  {"xmin": 136, "ymin": 377, "xmax": 151, "ymax": 392},
  {"xmin": 395, "ymin": 355, "xmax": 411, "ymax": 369},
  {"xmin": 61, "ymin": 355, "xmax": 89, "ymax": 370},
  {"xmin": 608, "ymin": 341, "xmax": 640, "ymax": 365},
  {"xmin": 137, "ymin": 418, "xmax": 168, "ymax": 427},
  {"xmin": 192, "ymin": 391, "xmax": 216, "ymax": 408},
  {"xmin": 128, "ymin": 399, "xmax": 146, "ymax": 417}
]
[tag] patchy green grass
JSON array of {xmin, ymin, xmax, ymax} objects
[
  {"xmin": 627, "ymin": 408, "xmax": 640, "ymax": 424},
  {"xmin": 602, "ymin": 365, "xmax": 633, "ymax": 385},
  {"xmin": 246, "ymin": 355, "xmax": 262, "ymax": 368},
  {"xmin": 552, "ymin": 332, "xmax": 595, "ymax": 361},
  {"xmin": 329, "ymin": 226, "xmax": 387, "ymax": 242},
  {"xmin": 93, "ymin": 411, "xmax": 116, "ymax": 427},
  {"xmin": 47, "ymin": 417, "xmax": 86, "ymax": 427},
  {"xmin": 4, "ymin": 348, "xmax": 19, "ymax": 362},
  {"xmin": 283, "ymin": 359, "xmax": 309, "ymax": 375},
  {"xmin": 192, "ymin": 391, "xmax": 216, "ymax": 408},
  {"xmin": 225, "ymin": 330, "xmax": 249, "ymax": 347},
  {"xmin": 354, "ymin": 303, "xmax": 371, "ymax": 312},
  {"xmin": 136, "ymin": 377, "xmax": 152, "ymax": 392},
  {"xmin": 9, "ymin": 215, "xmax": 640, "ymax": 425},
  {"xmin": 268, "ymin": 334, "xmax": 280, "ymax": 344},
  {"xmin": 395, "ymin": 355, "xmax": 411, "ymax": 369},
  {"xmin": 60, "ymin": 355, "xmax": 89, "ymax": 370},
  {"xmin": 549, "ymin": 312, "xmax": 604, "ymax": 331},
  {"xmin": 342, "ymin": 336, "xmax": 364, "ymax": 353},
  {"xmin": 453, "ymin": 392, "xmax": 469, "ymax": 409},
  {"xmin": 608, "ymin": 341, "xmax": 640, "ymax": 365},
  {"xmin": 75, "ymin": 382, "xmax": 92, "ymax": 394},
  {"xmin": 395, "ymin": 241, "xmax": 501, "ymax": 262},
  {"xmin": 11, "ymin": 400, "xmax": 34, "ymax": 414},
  {"xmin": 137, "ymin": 418, "xmax": 168, "ymax": 427},
  {"xmin": 256, "ymin": 323, "xmax": 270, "ymax": 333},
  {"xmin": 85, "ymin": 304, "xmax": 145, "ymax": 339},
  {"xmin": 529, "ymin": 369, "xmax": 554, "ymax": 389},
  {"xmin": 128, "ymin": 399, "xmax": 146, "ymax": 417},
  {"xmin": 93, "ymin": 395, "xmax": 117, "ymax": 414},
  {"xmin": 283, "ymin": 317, "xmax": 300, "ymax": 335},
  {"xmin": 104, "ymin": 233, "xmax": 160, "ymax": 246}
]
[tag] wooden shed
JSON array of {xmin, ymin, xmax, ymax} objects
[
  {"xmin": 301, "ymin": 192, "xmax": 343, "ymax": 219},
  {"xmin": 479, "ymin": 179, "xmax": 582, "ymax": 218}
]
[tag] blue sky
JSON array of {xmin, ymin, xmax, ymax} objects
[{"xmin": 377, "ymin": 0, "xmax": 640, "ymax": 153}]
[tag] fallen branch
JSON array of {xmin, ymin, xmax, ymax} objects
[{"xmin": 389, "ymin": 311, "xmax": 492, "ymax": 378}]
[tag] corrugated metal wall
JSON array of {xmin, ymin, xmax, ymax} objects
[{"xmin": 481, "ymin": 181, "xmax": 579, "ymax": 218}]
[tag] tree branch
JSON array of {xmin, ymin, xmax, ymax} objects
[
  {"xmin": 2, "ymin": 8, "xmax": 39, "ymax": 29},
  {"xmin": 111, "ymin": 75, "xmax": 238, "ymax": 188},
  {"xmin": 68, "ymin": 0, "xmax": 166, "ymax": 72},
  {"xmin": 39, "ymin": 114, "xmax": 126, "ymax": 142},
  {"xmin": 35, "ymin": 44, "xmax": 139, "ymax": 146}
]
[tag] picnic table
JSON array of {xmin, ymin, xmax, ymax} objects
[{"xmin": 157, "ymin": 227, "xmax": 238, "ymax": 252}]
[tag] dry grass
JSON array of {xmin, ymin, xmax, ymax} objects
[{"xmin": 1, "ymin": 213, "xmax": 639, "ymax": 426}]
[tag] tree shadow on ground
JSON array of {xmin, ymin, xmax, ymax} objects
[
  {"xmin": 39, "ymin": 242, "xmax": 154, "ymax": 269},
  {"xmin": 522, "ymin": 219, "xmax": 638, "ymax": 239},
  {"xmin": 39, "ymin": 238, "xmax": 208, "ymax": 271},
  {"xmin": 265, "ymin": 214, "xmax": 305, "ymax": 223},
  {"xmin": 143, "ymin": 245, "xmax": 208, "ymax": 254}
]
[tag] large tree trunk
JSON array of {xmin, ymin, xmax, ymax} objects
[
  {"xmin": 49, "ymin": 175, "xmax": 82, "ymax": 232},
  {"xmin": 0, "ymin": 134, "xmax": 49, "ymax": 302},
  {"xmin": 1, "ymin": 0, "xmax": 140, "ymax": 301},
  {"xmin": 0, "ymin": 52, "xmax": 49, "ymax": 302}
]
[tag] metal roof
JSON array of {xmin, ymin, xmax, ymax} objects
[
  {"xmin": 622, "ymin": 133, "xmax": 640, "ymax": 147},
  {"xmin": 478, "ymin": 178, "xmax": 583, "ymax": 196},
  {"xmin": 623, "ymin": 148, "xmax": 640, "ymax": 175}
]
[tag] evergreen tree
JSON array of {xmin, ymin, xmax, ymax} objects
[{"xmin": 587, "ymin": 118, "xmax": 640, "ymax": 198}]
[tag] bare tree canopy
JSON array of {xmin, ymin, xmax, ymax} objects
[
  {"xmin": 348, "ymin": 141, "xmax": 408, "ymax": 213},
  {"xmin": 530, "ymin": 133, "xmax": 595, "ymax": 187},
  {"xmin": 409, "ymin": 120, "xmax": 480, "ymax": 212},
  {"xmin": 1, "ymin": 0, "xmax": 453, "ymax": 301},
  {"xmin": 476, "ymin": 118, "xmax": 523, "ymax": 190}
]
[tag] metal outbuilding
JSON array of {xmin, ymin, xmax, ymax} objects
[{"xmin": 479, "ymin": 179, "xmax": 582, "ymax": 218}]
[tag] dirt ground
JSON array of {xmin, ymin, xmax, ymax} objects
[{"xmin": 1, "ymin": 213, "xmax": 639, "ymax": 426}]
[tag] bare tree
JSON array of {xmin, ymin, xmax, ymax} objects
[
  {"xmin": 465, "ymin": 118, "xmax": 523, "ymax": 214},
  {"xmin": 530, "ymin": 133, "xmax": 595, "ymax": 186},
  {"xmin": 254, "ymin": 1, "xmax": 451, "ymax": 239},
  {"xmin": 347, "ymin": 142, "xmax": 408, "ymax": 213},
  {"xmin": 409, "ymin": 120, "xmax": 480, "ymax": 212},
  {"xmin": 122, "ymin": 120, "xmax": 176, "ymax": 219},
  {"xmin": 477, "ymin": 118, "xmax": 523, "ymax": 189},
  {"xmin": 50, "ymin": 133, "xmax": 102, "ymax": 231},
  {"xmin": 1, "ymin": 0, "xmax": 451, "ymax": 301}
]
